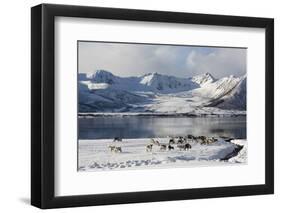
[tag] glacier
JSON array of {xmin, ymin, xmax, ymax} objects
[{"xmin": 78, "ymin": 70, "xmax": 246, "ymax": 114}]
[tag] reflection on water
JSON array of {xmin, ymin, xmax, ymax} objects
[{"xmin": 79, "ymin": 116, "xmax": 246, "ymax": 140}]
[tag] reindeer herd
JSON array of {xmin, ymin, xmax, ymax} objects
[
  {"xmin": 146, "ymin": 137, "xmax": 192, "ymax": 152},
  {"xmin": 108, "ymin": 135, "xmax": 218, "ymax": 153}
]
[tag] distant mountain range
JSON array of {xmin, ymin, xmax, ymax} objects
[{"xmin": 79, "ymin": 70, "xmax": 246, "ymax": 114}]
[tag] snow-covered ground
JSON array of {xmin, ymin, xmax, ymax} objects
[
  {"xmin": 78, "ymin": 138, "xmax": 247, "ymax": 172},
  {"xmin": 228, "ymin": 139, "xmax": 247, "ymax": 163}
]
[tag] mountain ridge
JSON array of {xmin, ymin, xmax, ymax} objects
[{"xmin": 79, "ymin": 70, "xmax": 246, "ymax": 113}]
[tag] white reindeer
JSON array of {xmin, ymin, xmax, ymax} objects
[{"xmin": 150, "ymin": 138, "xmax": 160, "ymax": 146}]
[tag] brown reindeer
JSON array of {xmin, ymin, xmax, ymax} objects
[
  {"xmin": 146, "ymin": 144, "xmax": 153, "ymax": 152},
  {"xmin": 169, "ymin": 138, "xmax": 176, "ymax": 145},
  {"xmin": 168, "ymin": 145, "xmax": 174, "ymax": 151},
  {"xmin": 160, "ymin": 144, "xmax": 167, "ymax": 151},
  {"xmin": 108, "ymin": 145, "xmax": 122, "ymax": 153},
  {"xmin": 177, "ymin": 143, "xmax": 192, "ymax": 151},
  {"xmin": 113, "ymin": 137, "xmax": 122, "ymax": 142}
]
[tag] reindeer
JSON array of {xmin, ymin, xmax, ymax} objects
[
  {"xmin": 150, "ymin": 138, "xmax": 160, "ymax": 146},
  {"xmin": 177, "ymin": 137, "xmax": 184, "ymax": 144},
  {"xmin": 177, "ymin": 143, "xmax": 192, "ymax": 151},
  {"xmin": 160, "ymin": 144, "xmax": 167, "ymax": 151},
  {"xmin": 212, "ymin": 137, "xmax": 218, "ymax": 142},
  {"xmin": 108, "ymin": 145, "xmax": 122, "ymax": 153},
  {"xmin": 114, "ymin": 147, "xmax": 122, "ymax": 153},
  {"xmin": 187, "ymin": 134, "xmax": 196, "ymax": 140},
  {"xmin": 207, "ymin": 137, "xmax": 218, "ymax": 144},
  {"xmin": 196, "ymin": 136, "xmax": 207, "ymax": 145},
  {"xmin": 169, "ymin": 138, "xmax": 176, "ymax": 145},
  {"xmin": 108, "ymin": 145, "xmax": 116, "ymax": 152},
  {"xmin": 185, "ymin": 143, "xmax": 192, "ymax": 150},
  {"xmin": 146, "ymin": 144, "xmax": 153, "ymax": 152},
  {"xmin": 113, "ymin": 137, "xmax": 122, "ymax": 142},
  {"xmin": 185, "ymin": 134, "xmax": 196, "ymax": 143},
  {"xmin": 199, "ymin": 137, "xmax": 216, "ymax": 145},
  {"xmin": 168, "ymin": 144, "xmax": 174, "ymax": 151}
]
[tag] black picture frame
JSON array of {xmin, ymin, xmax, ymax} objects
[{"xmin": 31, "ymin": 3, "xmax": 274, "ymax": 209}]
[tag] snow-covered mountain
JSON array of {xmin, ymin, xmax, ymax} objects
[
  {"xmin": 192, "ymin": 75, "xmax": 241, "ymax": 99},
  {"xmin": 139, "ymin": 72, "xmax": 198, "ymax": 92},
  {"xmin": 79, "ymin": 82, "xmax": 147, "ymax": 112},
  {"xmin": 207, "ymin": 75, "xmax": 246, "ymax": 110},
  {"xmin": 79, "ymin": 70, "xmax": 246, "ymax": 113},
  {"xmin": 190, "ymin": 72, "xmax": 216, "ymax": 86},
  {"xmin": 84, "ymin": 70, "xmax": 198, "ymax": 93}
]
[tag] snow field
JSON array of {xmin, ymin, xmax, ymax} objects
[{"xmin": 78, "ymin": 138, "xmax": 247, "ymax": 172}]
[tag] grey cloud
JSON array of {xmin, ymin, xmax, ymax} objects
[
  {"xmin": 78, "ymin": 42, "xmax": 246, "ymax": 78},
  {"xmin": 185, "ymin": 48, "xmax": 246, "ymax": 78}
]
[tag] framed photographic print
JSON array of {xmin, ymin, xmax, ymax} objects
[{"xmin": 31, "ymin": 3, "xmax": 274, "ymax": 209}]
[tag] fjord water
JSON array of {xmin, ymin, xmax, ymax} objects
[{"xmin": 79, "ymin": 116, "xmax": 246, "ymax": 140}]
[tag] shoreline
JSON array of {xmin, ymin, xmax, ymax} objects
[{"xmin": 78, "ymin": 112, "xmax": 246, "ymax": 118}]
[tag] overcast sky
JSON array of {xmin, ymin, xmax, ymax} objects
[{"xmin": 78, "ymin": 41, "xmax": 246, "ymax": 78}]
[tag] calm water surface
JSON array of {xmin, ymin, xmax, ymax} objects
[{"xmin": 79, "ymin": 116, "xmax": 246, "ymax": 140}]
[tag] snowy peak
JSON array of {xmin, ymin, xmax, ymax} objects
[
  {"xmin": 88, "ymin": 70, "xmax": 119, "ymax": 84},
  {"xmin": 139, "ymin": 72, "xmax": 159, "ymax": 86},
  {"xmin": 191, "ymin": 72, "xmax": 216, "ymax": 86},
  {"xmin": 86, "ymin": 70, "xmax": 199, "ymax": 93},
  {"xmin": 218, "ymin": 75, "xmax": 247, "ymax": 110},
  {"xmin": 206, "ymin": 75, "xmax": 246, "ymax": 110},
  {"xmin": 192, "ymin": 74, "xmax": 241, "ymax": 100},
  {"xmin": 139, "ymin": 72, "xmax": 198, "ymax": 92}
]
